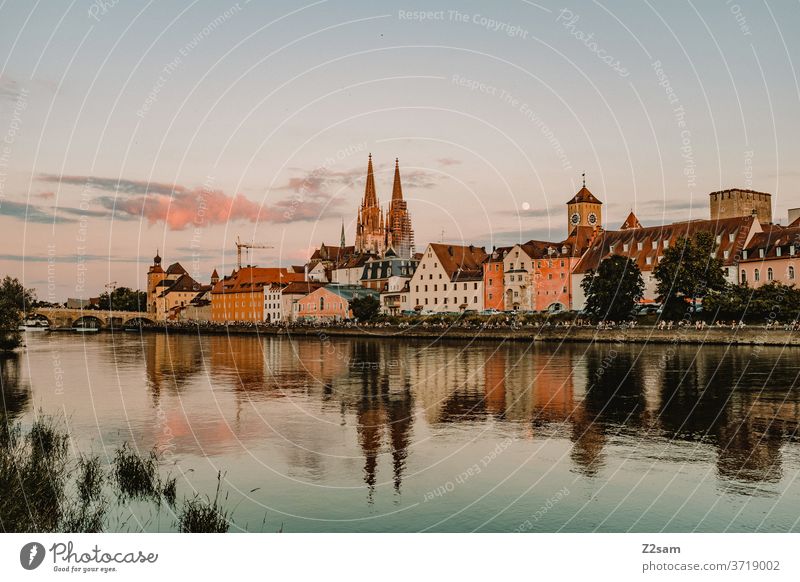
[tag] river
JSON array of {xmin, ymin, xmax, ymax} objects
[{"xmin": 3, "ymin": 331, "xmax": 800, "ymax": 532}]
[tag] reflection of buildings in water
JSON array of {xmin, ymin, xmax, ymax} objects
[
  {"xmin": 207, "ymin": 335, "xmax": 265, "ymax": 392},
  {"xmin": 0, "ymin": 353, "xmax": 30, "ymax": 420},
  {"xmin": 347, "ymin": 340, "xmax": 414, "ymax": 500},
  {"xmin": 281, "ymin": 336, "xmax": 353, "ymax": 395},
  {"xmin": 143, "ymin": 333, "xmax": 203, "ymax": 398},
  {"xmin": 657, "ymin": 345, "xmax": 800, "ymax": 484},
  {"xmin": 408, "ymin": 345, "xmax": 491, "ymax": 424}
]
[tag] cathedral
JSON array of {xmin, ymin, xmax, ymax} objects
[{"xmin": 354, "ymin": 154, "xmax": 415, "ymax": 258}]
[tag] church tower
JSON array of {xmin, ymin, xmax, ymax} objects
[
  {"xmin": 566, "ymin": 175, "xmax": 602, "ymax": 234},
  {"xmin": 385, "ymin": 158, "xmax": 415, "ymax": 258},
  {"xmin": 146, "ymin": 250, "xmax": 164, "ymax": 313},
  {"xmin": 355, "ymin": 154, "xmax": 387, "ymax": 255}
]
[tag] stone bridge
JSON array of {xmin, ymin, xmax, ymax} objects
[{"xmin": 32, "ymin": 308, "xmax": 156, "ymax": 330}]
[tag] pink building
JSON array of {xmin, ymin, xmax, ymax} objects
[{"xmin": 295, "ymin": 284, "xmax": 379, "ymax": 321}]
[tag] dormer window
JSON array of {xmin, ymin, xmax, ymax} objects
[
  {"xmin": 637, "ymin": 242, "xmax": 643, "ymax": 251},
  {"xmin": 609, "ymin": 244, "xmax": 615, "ymax": 253},
  {"xmin": 729, "ymin": 233, "xmax": 735, "ymax": 243},
  {"xmin": 663, "ymin": 240, "xmax": 669, "ymax": 249},
  {"xmin": 651, "ymin": 241, "xmax": 658, "ymax": 250},
  {"xmin": 715, "ymin": 235, "xmax": 721, "ymax": 244},
  {"xmin": 623, "ymin": 243, "xmax": 629, "ymax": 252},
  {"xmin": 743, "ymin": 250, "xmax": 748, "ymax": 260},
  {"xmin": 791, "ymin": 245, "xmax": 796, "ymax": 256},
  {"xmin": 777, "ymin": 247, "xmax": 782, "ymax": 257},
  {"xmin": 759, "ymin": 248, "xmax": 765, "ymax": 258}
]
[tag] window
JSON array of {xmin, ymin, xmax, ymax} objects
[
  {"xmin": 741, "ymin": 270, "xmax": 747, "ymax": 283},
  {"xmin": 444, "ymin": 283, "xmax": 448, "ymax": 290},
  {"xmin": 790, "ymin": 266, "xmax": 795, "ymax": 280},
  {"xmin": 755, "ymin": 269, "xmax": 760, "ymax": 281},
  {"xmin": 424, "ymin": 285, "xmax": 428, "ymax": 291},
  {"xmin": 474, "ymin": 283, "xmax": 478, "ymax": 290},
  {"xmin": 663, "ymin": 240, "xmax": 669, "ymax": 248},
  {"xmin": 444, "ymin": 297, "xmax": 448, "ymax": 304},
  {"xmin": 652, "ymin": 241, "xmax": 658, "ymax": 250},
  {"xmin": 646, "ymin": 257, "xmax": 653, "ymax": 265},
  {"xmin": 509, "ymin": 262, "xmax": 514, "ymax": 270},
  {"xmin": 429, "ymin": 274, "xmax": 433, "ymax": 280},
  {"xmin": 729, "ymin": 233, "xmax": 735, "ymax": 243},
  {"xmin": 434, "ymin": 297, "xmax": 438, "ymax": 304},
  {"xmin": 768, "ymin": 268, "xmax": 773, "ymax": 281},
  {"xmin": 463, "ymin": 283, "xmax": 467, "ymax": 290},
  {"xmin": 715, "ymin": 235, "xmax": 721, "ymax": 244},
  {"xmin": 777, "ymin": 247, "xmax": 782, "ymax": 257},
  {"xmin": 623, "ymin": 243, "xmax": 629, "ymax": 252},
  {"xmin": 473, "ymin": 296, "xmax": 478, "ymax": 303},
  {"xmin": 759, "ymin": 248, "xmax": 765, "ymax": 258},
  {"xmin": 434, "ymin": 285, "xmax": 437, "ymax": 291},
  {"xmin": 637, "ymin": 242, "xmax": 643, "ymax": 251},
  {"xmin": 723, "ymin": 250, "xmax": 730, "ymax": 259},
  {"xmin": 415, "ymin": 285, "xmax": 419, "ymax": 292}
]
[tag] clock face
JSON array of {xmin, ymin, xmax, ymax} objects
[
  {"xmin": 570, "ymin": 213, "xmax": 580, "ymax": 225},
  {"xmin": 588, "ymin": 212, "xmax": 598, "ymax": 225}
]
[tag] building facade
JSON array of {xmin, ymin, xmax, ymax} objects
[
  {"xmin": 211, "ymin": 267, "xmax": 304, "ymax": 322},
  {"xmin": 407, "ymin": 243, "xmax": 487, "ymax": 313},
  {"xmin": 295, "ymin": 284, "xmax": 379, "ymax": 321}
]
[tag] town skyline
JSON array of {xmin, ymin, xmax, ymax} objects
[{"xmin": 2, "ymin": 1, "xmax": 800, "ymax": 300}]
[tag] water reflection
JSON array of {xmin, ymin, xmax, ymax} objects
[
  {"xmin": 16, "ymin": 334, "xmax": 800, "ymax": 511},
  {"xmin": 1, "ymin": 353, "xmax": 30, "ymax": 420}
]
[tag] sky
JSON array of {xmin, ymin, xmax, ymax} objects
[{"xmin": 1, "ymin": 0, "xmax": 799, "ymax": 301}]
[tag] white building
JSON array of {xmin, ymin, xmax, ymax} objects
[
  {"xmin": 264, "ymin": 281, "xmax": 325, "ymax": 322},
  {"xmin": 406, "ymin": 243, "xmax": 488, "ymax": 313}
]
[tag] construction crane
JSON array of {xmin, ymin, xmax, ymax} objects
[{"xmin": 235, "ymin": 236, "xmax": 273, "ymax": 269}]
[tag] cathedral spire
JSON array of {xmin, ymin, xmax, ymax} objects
[
  {"xmin": 340, "ymin": 219, "xmax": 346, "ymax": 248},
  {"xmin": 363, "ymin": 153, "xmax": 378, "ymax": 207},
  {"xmin": 391, "ymin": 158, "xmax": 403, "ymax": 203}
]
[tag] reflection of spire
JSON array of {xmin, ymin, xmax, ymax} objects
[{"xmin": 387, "ymin": 385, "xmax": 413, "ymax": 494}]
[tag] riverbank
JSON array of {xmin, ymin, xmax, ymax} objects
[{"xmin": 55, "ymin": 323, "xmax": 800, "ymax": 347}]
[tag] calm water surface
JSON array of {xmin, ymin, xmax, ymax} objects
[{"xmin": 3, "ymin": 332, "xmax": 800, "ymax": 532}]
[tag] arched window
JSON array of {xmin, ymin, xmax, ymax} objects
[
  {"xmin": 789, "ymin": 266, "xmax": 795, "ymax": 280},
  {"xmin": 768, "ymin": 268, "xmax": 774, "ymax": 281},
  {"xmin": 754, "ymin": 269, "xmax": 760, "ymax": 282},
  {"xmin": 320, "ymin": 296, "xmax": 325, "ymax": 311},
  {"xmin": 741, "ymin": 270, "xmax": 747, "ymax": 283}
]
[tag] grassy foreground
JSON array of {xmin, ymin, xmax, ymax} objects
[{"xmin": 0, "ymin": 414, "xmax": 233, "ymax": 533}]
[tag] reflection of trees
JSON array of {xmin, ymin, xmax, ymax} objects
[
  {"xmin": 657, "ymin": 346, "xmax": 800, "ymax": 484},
  {"xmin": 0, "ymin": 353, "xmax": 29, "ymax": 420}
]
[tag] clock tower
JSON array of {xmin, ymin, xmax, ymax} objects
[{"xmin": 566, "ymin": 178, "xmax": 602, "ymax": 234}]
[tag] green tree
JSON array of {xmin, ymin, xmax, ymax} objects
[
  {"xmin": 653, "ymin": 231, "xmax": 726, "ymax": 316},
  {"xmin": 581, "ymin": 255, "xmax": 644, "ymax": 321},
  {"xmin": 98, "ymin": 287, "xmax": 147, "ymax": 311},
  {"xmin": 706, "ymin": 282, "xmax": 800, "ymax": 323},
  {"xmin": 350, "ymin": 295, "xmax": 381, "ymax": 321},
  {"xmin": 0, "ymin": 276, "xmax": 36, "ymax": 351}
]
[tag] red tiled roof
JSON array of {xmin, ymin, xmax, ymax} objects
[
  {"xmin": 430, "ymin": 243, "xmax": 488, "ymax": 281},
  {"xmin": 212, "ymin": 267, "xmax": 304, "ymax": 294},
  {"xmin": 281, "ymin": 281, "xmax": 327, "ymax": 295},
  {"xmin": 741, "ymin": 225, "xmax": 800, "ymax": 262},
  {"xmin": 572, "ymin": 215, "xmax": 755, "ymax": 274},
  {"xmin": 620, "ymin": 211, "xmax": 643, "ymax": 230},
  {"xmin": 566, "ymin": 186, "xmax": 602, "ymax": 205}
]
